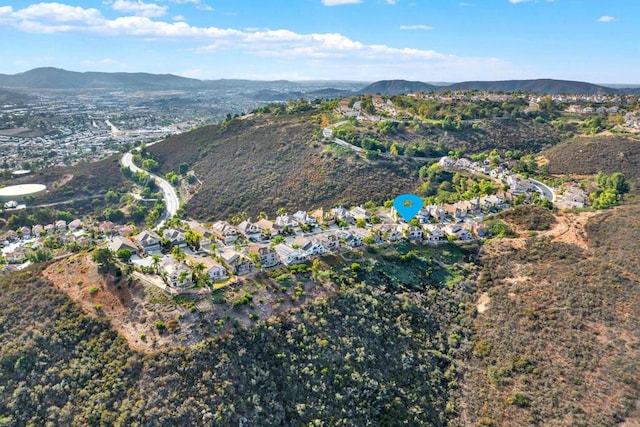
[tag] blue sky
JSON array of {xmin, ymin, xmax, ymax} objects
[{"xmin": 0, "ymin": 0, "xmax": 637, "ymax": 83}]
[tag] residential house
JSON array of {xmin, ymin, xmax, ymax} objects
[
  {"xmin": 425, "ymin": 205, "xmax": 447, "ymax": 222},
  {"xmin": 480, "ymin": 195, "xmax": 507, "ymax": 211},
  {"xmin": 19, "ymin": 226, "xmax": 31, "ymax": 239},
  {"xmin": 402, "ymin": 225, "xmax": 423, "ymax": 241},
  {"xmin": 310, "ymin": 208, "xmax": 336, "ymax": 226},
  {"xmin": 336, "ymin": 229, "xmax": 363, "ymax": 247},
  {"xmin": 163, "ymin": 228, "xmax": 187, "ymax": 247},
  {"xmin": 443, "ymin": 224, "xmax": 473, "ymax": 241},
  {"xmin": 374, "ymin": 224, "xmax": 402, "ymax": 242},
  {"xmin": 462, "ymin": 220, "xmax": 483, "ymax": 237},
  {"xmin": 54, "ymin": 220, "xmax": 67, "ymax": 231},
  {"xmin": 275, "ymin": 214, "xmax": 299, "ymax": 229},
  {"xmin": 255, "ymin": 218, "xmax": 281, "ymax": 239},
  {"xmin": 44, "ymin": 224, "xmax": 55, "ymax": 235},
  {"xmin": 351, "ymin": 206, "xmax": 371, "ymax": 222},
  {"xmin": 32, "ymin": 224, "xmax": 44, "ymax": 236},
  {"xmin": 423, "ymin": 224, "xmax": 445, "ymax": 242},
  {"xmin": 5, "ymin": 248, "xmax": 28, "ymax": 264},
  {"xmin": 163, "ymin": 261, "xmax": 192, "ymax": 289},
  {"xmin": 108, "ymin": 236, "xmax": 139, "ymax": 255},
  {"xmin": 246, "ymin": 244, "xmax": 280, "ymax": 268},
  {"xmin": 186, "ymin": 221, "xmax": 214, "ymax": 251},
  {"xmin": 274, "ymin": 243, "xmax": 307, "ymax": 266},
  {"xmin": 68, "ymin": 219, "xmax": 83, "ymax": 231},
  {"xmin": 212, "ymin": 221, "xmax": 239, "ymax": 244},
  {"xmin": 331, "ymin": 207, "xmax": 354, "ymax": 225},
  {"xmin": 237, "ymin": 220, "xmax": 261, "ymax": 241},
  {"xmin": 220, "ymin": 249, "xmax": 253, "ymax": 275},
  {"xmin": 293, "ymin": 237, "xmax": 326, "ymax": 257},
  {"xmin": 200, "ymin": 258, "xmax": 228, "ymax": 281},
  {"xmin": 292, "ymin": 210, "xmax": 317, "ymax": 227},
  {"xmin": 438, "ymin": 156, "xmax": 455, "ymax": 168},
  {"xmin": 316, "ymin": 233, "xmax": 341, "ymax": 251},
  {"xmin": 354, "ymin": 228, "xmax": 383, "ymax": 244},
  {"xmin": 443, "ymin": 203, "xmax": 464, "ymax": 220},
  {"xmin": 1, "ymin": 230, "xmax": 17, "ymax": 243},
  {"xmin": 134, "ymin": 230, "xmax": 162, "ymax": 254}
]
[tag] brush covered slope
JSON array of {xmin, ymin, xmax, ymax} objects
[{"xmin": 148, "ymin": 112, "xmax": 422, "ymax": 220}]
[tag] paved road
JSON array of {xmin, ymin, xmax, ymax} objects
[
  {"xmin": 121, "ymin": 152, "xmax": 179, "ymax": 228},
  {"xmin": 529, "ymin": 178, "xmax": 555, "ymax": 202},
  {"xmin": 334, "ymin": 137, "xmax": 438, "ymax": 162}
]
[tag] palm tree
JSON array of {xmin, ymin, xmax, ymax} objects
[
  {"xmin": 151, "ymin": 254, "xmax": 161, "ymax": 274},
  {"xmin": 192, "ymin": 262, "xmax": 206, "ymax": 282},
  {"xmin": 172, "ymin": 246, "xmax": 186, "ymax": 262}
]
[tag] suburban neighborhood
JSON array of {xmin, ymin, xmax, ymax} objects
[{"xmin": 1, "ymin": 150, "xmax": 557, "ymax": 295}]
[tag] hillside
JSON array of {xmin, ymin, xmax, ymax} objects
[
  {"xmin": 148, "ymin": 113, "xmax": 423, "ymax": 220},
  {"xmin": 0, "ymin": 243, "xmax": 472, "ymax": 425},
  {"xmin": 358, "ymin": 79, "xmax": 438, "ymax": 95},
  {"xmin": 543, "ymin": 135, "xmax": 640, "ymax": 180},
  {"xmin": 459, "ymin": 207, "xmax": 640, "ymax": 426},
  {"xmin": 447, "ymin": 78, "xmax": 617, "ymax": 95},
  {"xmin": 0, "ymin": 67, "xmax": 204, "ymax": 90}
]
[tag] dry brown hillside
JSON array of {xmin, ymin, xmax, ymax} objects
[
  {"xmin": 457, "ymin": 206, "xmax": 640, "ymax": 426},
  {"xmin": 149, "ymin": 113, "xmax": 423, "ymax": 220}
]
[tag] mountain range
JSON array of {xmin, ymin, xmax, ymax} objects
[{"xmin": 1, "ymin": 67, "xmax": 639, "ymax": 95}]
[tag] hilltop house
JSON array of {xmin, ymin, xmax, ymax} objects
[
  {"xmin": 292, "ymin": 210, "xmax": 317, "ymax": 227},
  {"xmin": 220, "ymin": 249, "xmax": 253, "ymax": 275},
  {"xmin": 134, "ymin": 230, "xmax": 162, "ymax": 254},
  {"xmin": 423, "ymin": 224, "xmax": 445, "ymax": 242},
  {"xmin": 108, "ymin": 236, "xmax": 139, "ymax": 255},
  {"xmin": 255, "ymin": 218, "xmax": 281, "ymax": 239},
  {"xmin": 310, "ymin": 208, "xmax": 336, "ymax": 225},
  {"xmin": 246, "ymin": 244, "xmax": 280, "ymax": 268},
  {"xmin": 275, "ymin": 214, "xmax": 298, "ymax": 229},
  {"xmin": 163, "ymin": 228, "xmax": 187, "ymax": 247},
  {"xmin": 237, "ymin": 220, "xmax": 261, "ymax": 241},
  {"xmin": 274, "ymin": 243, "xmax": 307, "ymax": 266},
  {"xmin": 68, "ymin": 219, "xmax": 83, "ymax": 231},
  {"xmin": 316, "ymin": 233, "xmax": 340, "ymax": 251},
  {"xmin": 351, "ymin": 206, "xmax": 371, "ymax": 222},
  {"xmin": 200, "ymin": 258, "xmax": 228, "ymax": 281},
  {"xmin": 163, "ymin": 261, "xmax": 192, "ymax": 289},
  {"xmin": 212, "ymin": 221, "xmax": 238, "ymax": 244},
  {"xmin": 293, "ymin": 237, "xmax": 326, "ymax": 257}
]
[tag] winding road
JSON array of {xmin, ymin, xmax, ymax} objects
[
  {"xmin": 121, "ymin": 152, "xmax": 179, "ymax": 229},
  {"xmin": 529, "ymin": 178, "xmax": 555, "ymax": 202}
]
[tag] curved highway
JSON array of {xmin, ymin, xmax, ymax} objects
[{"xmin": 121, "ymin": 152, "xmax": 179, "ymax": 228}]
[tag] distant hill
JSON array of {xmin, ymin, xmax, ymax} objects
[
  {"xmin": 357, "ymin": 80, "xmax": 438, "ymax": 95},
  {"xmin": 0, "ymin": 67, "xmax": 204, "ymax": 90},
  {"xmin": 446, "ymin": 79, "xmax": 618, "ymax": 95}
]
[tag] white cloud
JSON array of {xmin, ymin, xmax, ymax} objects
[
  {"xmin": 0, "ymin": 2, "xmax": 508, "ymax": 80},
  {"xmin": 459, "ymin": 2, "xmax": 471, "ymax": 6},
  {"xmin": 112, "ymin": 0, "xmax": 167, "ymax": 18},
  {"xmin": 321, "ymin": 0, "xmax": 362, "ymax": 6},
  {"xmin": 508, "ymin": 0, "xmax": 530, "ymax": 3},
  {"xmin": 173, "ymin": 14, "xmax": 186, "ymax": 21},
  {"xmin": 400, "ymin": 24, "xmax": 433, "ymax": 30},
  {"xmin": 598, "ymin": 15, "xmax": 615, "ymax": 23},
  {"xmin": 386, "ymin": 0, "xmax": 399, "ymax": 4}
]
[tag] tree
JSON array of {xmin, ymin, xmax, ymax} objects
[
  {"xmin": 172, "ymin": 246, "xmax": 186, "ymax": 262},
  {"xmin": 93, "ymin": 248, "xmax": 114, "ymax": 273},
  {"xmin": 355, "ymin": 218, "xmax": 367, "ymax": 228},
  {"xmin": 116, "ymin": 248, "xmax": 133, "ymax": 262},
  {"xmin": 185, "ymin": 230, "xmax": 202, "ymax": 251},
  {"xmin": 151, "ymin": 254, "xmax": 162, "ymax": 273}
]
